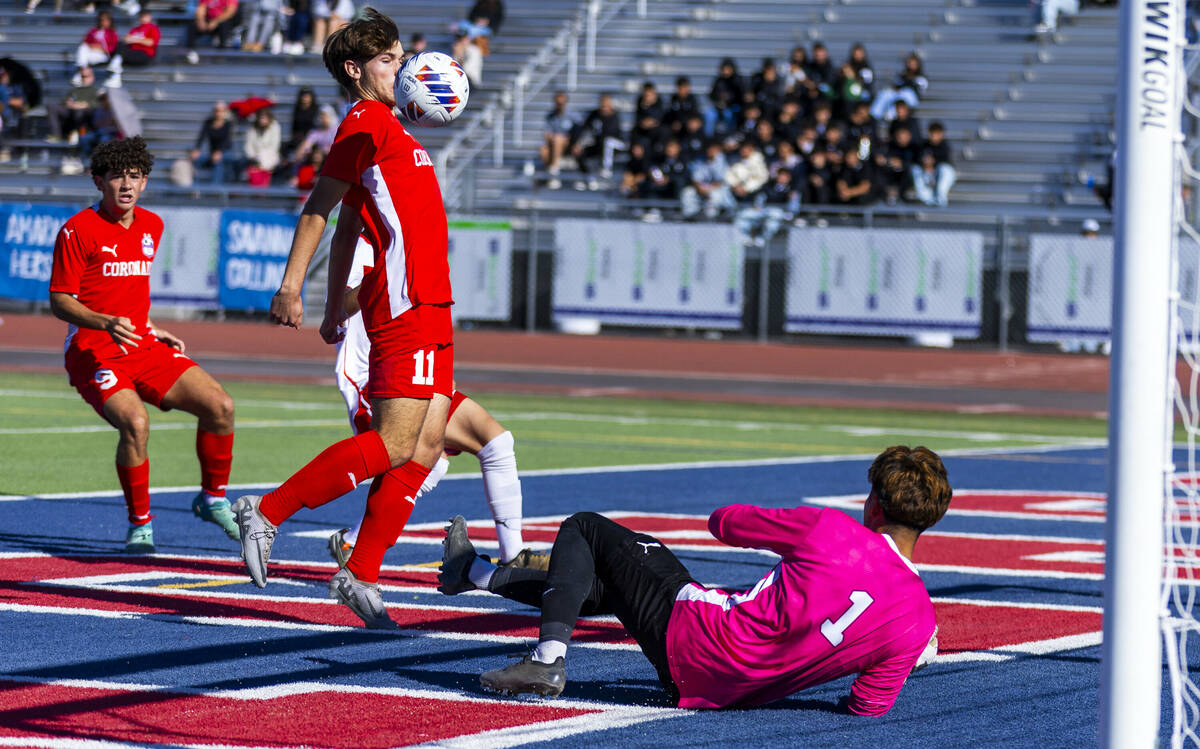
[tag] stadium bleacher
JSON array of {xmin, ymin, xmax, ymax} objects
[{"xmin": 0, "ymin": 0, "xmax": 1115, "ymax": 224}]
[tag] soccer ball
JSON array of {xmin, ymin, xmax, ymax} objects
[{"xmin": 394, "ymin": 51, "xmax": 470, "ymax": 127}]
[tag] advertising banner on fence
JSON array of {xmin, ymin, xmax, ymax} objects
[
  {"xmin": 448, "ymin": 219, "xmax": 512, "ymax": 321},
  {"xmin": 218, "ymin": 209, "xmax": 297, "ymax": 311},
  {"xmin": 152, "ymin": 207, "xmax": 220, "ymax": 308},
  {"xmin": 785, "ymin": 227, "xmax": 983, "ymax": 337},
  {"xmin": 1028, "ymin": 234, "xmax": 1200, "ymax": 344},
  {"xmin": 553, "ymin": 218, "xmax": 744, "ymax": 329},
  {"xmin": 0, "ymin": 203, "xmax": 76, "ymax": 302}
]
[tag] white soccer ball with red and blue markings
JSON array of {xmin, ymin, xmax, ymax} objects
[{"xmin": 394, "ymin": 51, "xmax": 469, "ymax": 127}]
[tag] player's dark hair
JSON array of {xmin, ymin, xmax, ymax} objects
[
  {"xmin": 89, "ymin": 136, "xmax": 153, "ymax": 178},
  {"xmin": 322, "ymin": 6, "xmax": 399, "ymax": 91},
  {"xmin": 868, "ymin": 445, "xmax": 952, "ymax": 532}
]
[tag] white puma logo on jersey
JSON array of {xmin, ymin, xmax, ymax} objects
[
  {"xmin": 405, "ymin": 495, "xmax": 416, "ymax": 505},
  {"xmin": 352, "ymin": 109, "xmax": 364, "ymax": 118},
  {"xmin": 636, "ymin": 541, "xmax": 661, "ymax": 555},
  {"xmin": 347, "ymin": 472, "xmax": 358, "ymax": 490},
  {"xmin": 62, "ymin": 228, "xmax": 74, "ymax": 239},
  {"xmin": 100, "ymin": 244, "xmax": 118, "ymax": 257}
]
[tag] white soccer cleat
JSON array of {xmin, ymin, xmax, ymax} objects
[
  {"xmin": 330, "ymin": 567, "xmax": 396, "ymax": 629},
  {"xmin": 232, "ymin": 494, "xmax": 276, "ymax": 588}
]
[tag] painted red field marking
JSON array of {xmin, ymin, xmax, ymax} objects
[{"xmin": 0, "ymin": 678, "xmax": 679, "ymax": 748}]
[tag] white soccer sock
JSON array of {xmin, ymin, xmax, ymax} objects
[
  {"xmin": 202, "ymin": 491, "xmax": 225, "ymax": 506},
  {"xmin": 477, "ymin": 431, "xmax": 523, "ymax": 563},
  {"xmin": 468, "ymin": 554, "xmax": 496, "ymax": 589},
  {"xmin": 343, "ymin": 456, "xmax": 449, "ymax": 546},
  {"xmin": 532, "ymin": 639, "xmax": 567, "ymax": 664}
]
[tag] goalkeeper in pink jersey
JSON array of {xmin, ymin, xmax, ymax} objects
[{"xmin": 437, "ymin": 445, "xmax": 952, "ymax": 713}]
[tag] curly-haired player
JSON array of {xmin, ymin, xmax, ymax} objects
[
  {"xmin": 439, "ymin": 445, "xmax": 952, "ymax": 713},
  {"xmin": 48, "ymin": 137, "xmax": 238, "ymax": 553}
]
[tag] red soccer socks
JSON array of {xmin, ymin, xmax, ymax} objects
[
  {"xmin": 258, "ymin": 431, "xmax": 392, "ymax": 526},
  {"xmin": 345, "ymin": 460, "xmax": 431, "ymax": 583},
  {"xmin": 196, "ymin": 429, "xmax": 234, "ymax": 497},
  {"xmin": 116, "ymin": 459, "xmax": 151, "ymax": 525}
]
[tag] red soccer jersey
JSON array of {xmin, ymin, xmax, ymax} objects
[
  {"xmin": 322, "ymin": 99, "xmax": 452, "ymax": 333},
  {"xmin": 49, "ymin": 205, "xmax": 164, "ymax": 355},
  {"xmin": 84, "ymin": 26, "xmax": 118, "ymax": 54},
  {"xmin": 126, "ymin": 22, "xmax": 161, "ymax": 56}
]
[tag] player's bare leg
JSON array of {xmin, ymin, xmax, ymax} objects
[
  {"xmin": 330, "ymin": 394, "xmax": 449, "ymax": 627},
  {"xmin": 102, "ymin": 388, "xmax": 154, "ymax": 553},
  {"xmin": 161, "ymin": 366, "xmax": 238, "ymax": 539}
]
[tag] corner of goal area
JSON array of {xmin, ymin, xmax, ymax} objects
[{"xmin": 0, "ymin": 676, "xmax": 686, "ymax": 749}]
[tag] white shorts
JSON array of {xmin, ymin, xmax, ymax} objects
[{"xmin": 335, "ymin": 310, "xmax": 372, "ymax": 434}]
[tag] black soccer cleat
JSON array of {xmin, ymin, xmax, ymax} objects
[
  {"xmin": 480, "ymin": 655, "xmax": 566, "ymax": 698},
  {"xmin": 438, "ymin": 515, "xmax": 478, "ymax": 595}
]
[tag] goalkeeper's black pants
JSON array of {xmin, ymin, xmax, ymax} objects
[{"xmin": 487, "ymin": 511, "xmax": 696, "ymax": 698}]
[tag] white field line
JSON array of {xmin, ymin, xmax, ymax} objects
[
  {"xmin": 807, "ymin": 492, "xmax": 1110, "ymax": 524},
  {"xmin": 0, "ymin": 675, "xmax": 685, "ymax": 749},
  {"xmin": 0, "ymin": 419, "xmax": 347, "ymax": 435},
  {"xmin": 3, "ymin": 442, "xmax": 1105, "ymax": 502}
]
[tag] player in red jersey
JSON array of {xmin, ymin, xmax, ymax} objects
[
  {"xmin": 48, "ymin": 137, "xmax": 237, "ymax": 553},
  {"xmin": 232, "ymin": 8, "xmax": 454, "ymax": 627}
]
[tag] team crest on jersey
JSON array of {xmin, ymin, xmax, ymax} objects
[
  {"xmin": 141, "ymin": 233, "xmax": 155, "ymax": 258},
  {"xmin": 94, "ymin": 369, "xmax": 118, "ymax": 391}
]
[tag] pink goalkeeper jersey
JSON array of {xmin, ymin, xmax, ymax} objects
[{"xmin": 665, "ymin": 505, "xmax": 936, "ymax": 714}]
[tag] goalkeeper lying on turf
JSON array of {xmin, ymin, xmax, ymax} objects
[{"xmin": 437, "ymin": 445, "xmax": 951, "ymax": 713}]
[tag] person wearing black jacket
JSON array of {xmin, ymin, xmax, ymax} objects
[
  {"xmin": 879, "ymin": 126, "xmax": 920, "ymax": 204},
  {"xmin": 664, "ymin": 76, "xmax": 701, "ymax": 134},
  {"xmin": 646, "ymin": 138, "xmax": 690, "ymax": 202},
  {"xmin": 189, "ymin": 100, "xmax": 234, "ymax": 184},
  {"xmin": 570, "ymin": 92, "xmax": 624, "ymax": 181},
  {"xmin": 706, "ymin": 58, "xmax": 743, "ymax": 136}
]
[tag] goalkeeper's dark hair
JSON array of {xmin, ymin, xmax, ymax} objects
[
  {"xmin": 89, "ymin": 136, "xmax": 154, "ymax": 178},
  {"xmin": 867, "ymin": 445, "xmax": 952, "ymax": 533},
  {"xmin": 323, "ymin": 6, "xmax": 399, "ymax": 90}
]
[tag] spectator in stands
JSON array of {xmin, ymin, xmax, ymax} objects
[
  {"xmin": 570, "ymin": 92, "xmax": 624, "ymax": 187},
  {"xmin": 286, "ymin": 86, "xmax": 318, "ymax": 156},
  {"xmin": 630, "ymin": 110, "xmax": 668, "ymax": 161},
  {"xmin": 847, "ymin": 43, "xmax": 875, "ymax": 95},
  {"xmin": 468, "ymin": 0, "xmax": 504, "ymax": 34},
  {"xmin": 24, "ymin": 0, "xmax": 66, "ymax": 14},
  {"xmin": 809, "ymin": 99, "xmax": 832, "ymax": 137},
  {"xmin": 752, "ymin": 119, "xmax": 779, "ymax": 163},
  {"xmin": 834, "ymin": 62, "xmax": 871, "ymax": 119},
  {"xmin": 804, "ymin": 42, "xmax": 835, "ymax": 97},
  {"xmin": 103, "ymin": 9, "xmax": 160, "ymax": 88},
  {"xmin": 282, "ymin": 0, "xmax": 310, "ymax": 55},
  {"xmin": 664, "ymin": 76, "xmax": 701, "ymax": 135},
  {"xmin": 911, "ymin": 121, "xmax": 955, "ymax": 206},
  {"xmin": 243, "ymin": 108, "xmax": 281, "ymax": 185},
  {"xmin": 836, "ymin": 148, "xmax": 874, "ymax": 205},
  {"xmin": 871, "ymin": 53, "xmax": 928, "ymax": 121},
  {"xmin": 294, "ymin": 104, "xmax": 337, "ymax": 160},
  {"xmin": 736, "ymin": 167, "xmax": 799, "ymax": 246},
  {"xmin": 48, "ymin": 66, "xmax": 99, "ymax": 146},
  {"xmin": 737, "ymin": 102, "xmax": 763, "ymax": 142},
  {"xmin": 75, "ymin": 10, "xmax": 118, "ymax": 72},
  {"xmin": 455, "ymin": 0, "xmax": 503, "ymax": 56},
  {"xmin": 0, "ymin": 66, "xmax": 28, "ymax": 135},
  {"xmin": 1034, "ymin": 0, "xmax": 1079, "ymax": 34},
  {"xmin": 784, "ymin": 46, "xmax": 808, "ymax": 96},
  {"xmin": 645, "ymin": 138, "xmax": 690, "ymax": 209},
  {"xmin": 1081, "ymin": 218, "xmax": 1100, "ymax": 238},
  {"xmin": 726, "ymin": 140, "xmax": 769, "ymax": 205},
  {"xmin": 682, "ymin": 139, "xmax": 735, "ymax": 219},
  {"xmin": 1080, "ymin": 149, "xmax": 1114, "ymax": 211},
  {"xmin": 618, "ymin": 141, "xmax": 650, "ymax": 198},
  {"xmin": 311, "ymin": 0, "xmax": 353, "ymax": 54},
  {"xmin": 706, "ymin": 58, "xmax": 744, "ymax": 136},
  {"xmin": 845, "ymin": 101, "xmax": 878, "ymax": 157},
  {"xmin": 540, "ymin": 91, "xmax": 575, "ymax": 189},
  {"xmin": 190, "ymin": 100, "xmax": 235, "ymax": 184},
  {"xmin": 880, "ymin": 125, "xmax": 919, "ymax": 205},
  {"xmin": 635, "ymin": 81, "xmax": 666, "ymax": 125},
  {"xmin": 452, "ymin": 27, "xmax": 485, "ymax": 82},
  {"xmin": 406, "ymin": 32, "xmax": 428, "ymax": 59},
  {"xmin": 291, "ymin": 144, "xmax": 325, "ymax": 198},
  {"xmin": 805, "ymin": 148, "xmax": 833, "ymax": 205},
  {"xmin": 678, "ymin": 113, "xmax": 707, "ymax": 164},
  {"xmin": 185, "ymin": 0, "xmax": 242, "ymax": 64},
  {"xmin": 72, "ymin": 87, "xmax": 138, "ymax": 171},
  {"xmin": 822, "ymin": 121, "xmax": 847, "ymax": 168},
  {"xmin": 750, "ymin": 58, "xmax": 785, "ymax": 121},
  {"xmin": 775, "ymin": 98, "xmax": 803, "ymax": 142},
  {"xmin": 771, "ymin": 139, "xmax": 804, "ymax": 182},
  {"xmin": 888, "ymin": 99, "xmax": 921, "ymax": 144},
  {"xmin": 243, "ymin": 0, "xmax": 288, "ymax": 53},
  {"xmin": 796, "ymin": 124, "xmax": 818, "ymax": 159}
]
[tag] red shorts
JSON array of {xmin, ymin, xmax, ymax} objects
[
  {"xmin": 443, "ymin": 390, "xmax": 469, "ymax": 456},
  {"xmin": 65, "ymin": 338, "xmax": 197, "ymax": 417},
  {"xmin": 367, "ymin": 304, "xmax": 454, "ymax": 400}
]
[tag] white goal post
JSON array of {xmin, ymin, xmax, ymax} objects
[{"xmin": 1102, "ymin": 0, "xmax": 1185, "ymax": 746}]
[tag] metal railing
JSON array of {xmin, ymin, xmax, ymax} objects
[{"xmin": 437, "ymin": 0, "xmax": 649, "ymax": 212}]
